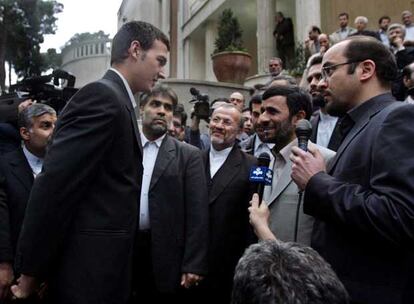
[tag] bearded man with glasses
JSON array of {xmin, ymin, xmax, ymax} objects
[{"xmin": 290, "ymin": 36, "xmax": 414, "ymax": 304}]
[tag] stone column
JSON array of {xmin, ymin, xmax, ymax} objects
[
  {"xmin": 295, "ymin": 0, "xmax": 321, "ymax": 42},
  {"xmin": 205, "ymin": 20, "xmax": 217, "ymax": 81},
  {"xmin": 256, "ymin": 0, "xmax": 275, "ymax": 74}
]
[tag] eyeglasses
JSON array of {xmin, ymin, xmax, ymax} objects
[{"xmin": 321, "ymin": 60, "xmax": 360, "ymax": 80}]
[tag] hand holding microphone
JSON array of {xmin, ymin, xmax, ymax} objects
[{"xmin": 290, "ymin": 119, "xmax": 325, "ymax": 190}]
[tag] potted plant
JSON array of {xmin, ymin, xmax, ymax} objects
[{"xmin": 211, "ymin": 9, "xmax": 252, "ymax": 84}]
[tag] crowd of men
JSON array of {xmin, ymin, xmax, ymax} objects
[{"xmin": 0, "ymin": 8, "xmax": 414, "ymax": 304}]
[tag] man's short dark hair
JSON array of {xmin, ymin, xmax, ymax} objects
[
  {"xmin": 339, "ymin": 12, "xmax": 349, "ymax": 19},
  {"xmin": 311, "ymin": 25, "xmax": 322, "ymax": 34},
  {"xmin": 111, "ymin": 21, "xmax": 170, "ymax": 65},
  {"xmin": 140, "ymin": 84, "xmax": 178, "ymax": 108},
  {"xmin": 343, "ymin": 36, "xmax": 398, "ymax": 87},
  {"xmin": 248, "ymin": 95, "xmax": 262, "ymax": 111},
  {"xmin": 262, "ymin": 85, "xmax": 313, "ymax": 120},
  {"xmin": 18, "ymin": 103, "xmax": 56, "ymax": 129},
  {"xmin": 231, "ymin": 240, "xmax": 349, "ymax": 304},
  {"xmin": 309, "ymin": 54, "xmax": 323, "ymax": 68},
  {"xmin": 378, "ymin": 16, "xmax": 391, "ymax": 24},
  {"xmin": 173, "ymin": 103, "xmax": 187, "ymax": 126}
]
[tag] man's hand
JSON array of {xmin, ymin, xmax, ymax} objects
[
  {"xmin": 0, "ymin": 262, "xmax": 14, "ymax": 300},
  {"xmin": 248, "ymin": 194, "xmax": 276, "ymax": 240},
  {"xmin": 10, "ymin": 274, "xmax": 39, "ymax": 300},
  {"xmin": 290, "ymin": 145, "xmax": 326, "ymax": 190},
  {"xmin": 191, "ymin": 114, "xmax": 200, "ymax": 131},
  {"xmin": 180, "ymin": 273, "xmax": 203, "ymax": 289},
  {"xmin": 17, "ymin": 99, "xmax": 34, "ymax": 114}
]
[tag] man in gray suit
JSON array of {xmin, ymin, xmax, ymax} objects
[
  {"xmin": 330, "ymin": 12, "xmax": 357, "ymax": 45},
  {"xmin": 132, "ymin": 85, "xmax": 208, "ymax": 302},
  {"xmin": 258, "ymin": 86, "xmax": 335, "ymax": 245}
]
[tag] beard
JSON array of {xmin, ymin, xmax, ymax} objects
[
  {"xmin": 261, "ymin": 119, "xmax": 295, "ymax": 150},
  {"xmin": 326, "ymin": 96, "xmax": 348, "ymax": 117},
  {"xmin": 312, "ymin": 94, "xmax": 326, "ymax": 108}
]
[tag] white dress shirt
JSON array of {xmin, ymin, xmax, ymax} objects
[
  {"xmin": 254, "ymin": 136, "xmax": 275, "ymax": 159},
  {"xmin": 139, "ymin": 133, "xmax": 165, "ymax": 230},
  {"xmin": 22, "ymin": 145, "xmax": 43, "ymax": 178},
  {"xmin": 405, "ymin": 25, "xmax": 414, "ymax": 42},
  {"xmin": 109, "ymin": 67, "xmax": 137, "ymax": 109},
  {"xmin": 405, "ymin": 95, "xmax": 414, "ymax": 104},
  {"xmin": 316, "ymin": 111, "xmax": 338, "ymax": 148},
  {"xmin": 209, "ymin": 145, "xmax": 233, "ymax": 178}
]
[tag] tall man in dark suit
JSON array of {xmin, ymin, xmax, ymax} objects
[
  {"xmin": 200, "ymin": 104, "xmax": 256, "ymax": 304},
  {"xmin": 0, "ymin": 103, "xmax": 56, "ymax": 301},
  {"xmin": 291, "ymin": 36, "xmax": 414, "ymax": 304},
  {"xmin": 132, "ymin": 85, "xmax": 208, "ymax": 302},
  {"xmin": 11, "ymin": 21, "xmax": 170, "ymax": 304}
]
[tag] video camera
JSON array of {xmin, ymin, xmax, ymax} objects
[
  {"xmin": 0, "ymin": 69, "xmax": 78, "ymax": 113},
  {"xmin": 189, "ymin": 87, "xmax": 210, "ymax": 120}
]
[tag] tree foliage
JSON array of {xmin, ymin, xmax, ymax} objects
[
  {"xmin": 64, "ymin": 30, "xmax": 110, "ymax": 48},
  {"xmin": 0, "ymin": 0, "xmax": 63, "ymax": 91},
  {"xmin": 213, "ymin": 9, "xmax": 246, "ymax": 54}
]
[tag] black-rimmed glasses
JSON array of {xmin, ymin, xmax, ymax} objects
[{"xmin": 321, "ymin": 60, "xmax": 360, "ymax": 80}]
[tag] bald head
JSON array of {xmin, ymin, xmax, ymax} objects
[{"xmin": 230, "ymin": 92, "xmax": 245, "ymax": 111}]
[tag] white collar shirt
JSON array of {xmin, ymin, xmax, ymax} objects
[
  {"xmin": 316, "ymin": 110, "xmax": 338, "ymax": 148},
  {"xmin": 22, "ymin": 145, "xmax": 43, "ymax": 178},
  {"xmin": 139, "ymin": 133, "xmax": 165, "ymax": 230},
  {"xmin": 109, "ymin": 67, "xmax": 137, "ymax": 109}
]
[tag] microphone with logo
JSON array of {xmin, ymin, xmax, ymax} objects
[
  {"xmin": 249, "ymin": 152, "xmax": 273, "ymax": 205},
  {"xmin": 293, "ymin": 119, "xmax": 312, "ymax": 241}
]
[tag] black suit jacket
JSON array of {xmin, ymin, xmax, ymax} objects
[
  {"xmin": 0, "ymin": 148, "xmax": 33, "ymax": 264},
  {"xmin": 16, "ymin": 70, "xmax": 143, "ymax": 304},
  {"xmin": 304, "ymin": 93, "xmax": 414, "ymax": 304},
  {"xmin": 202, "ymin": 145, "xmax": 257, "ymax": 302},
  {"xmin": 310, "ymin": 111, "xmax": 342, "ymax": 151},
  {"xmin": 145, "ymin": 135, "xmax": 209, "ymax": 293}
]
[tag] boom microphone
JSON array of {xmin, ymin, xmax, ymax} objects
[
  {"xmin": 295, "ymin": 119, "xmax": 312, "ymax": 151},
  {"xmin": 249, "ymin": 152, "xmax": 273, "ymax": 204}
]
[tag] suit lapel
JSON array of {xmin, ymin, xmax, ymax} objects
[
  {"xmin": 209, "ymin": 145, "xmax": 241, "ymax": 204},
  {"xmin": 267, "ymin": 158, "xmax": 293, "ymax": 206},
  {"xmin": 7, "ymin": 149, "xmax": 34, "ymax": 192},
  {"xmin": 150, "ymin": 136, "xmax": 175, "ymax": 191}
]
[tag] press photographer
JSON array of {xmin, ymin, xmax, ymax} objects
[{"xmin": 0, "ymin": 70, "xmax": 77, "ymax": 154}]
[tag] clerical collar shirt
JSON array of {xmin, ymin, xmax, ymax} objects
[
  {"xmin": 316, "ymin": 111, "xmax": 338, "ymax": 148},
  {"xmin": 139, "ymin": 133, "xmax": 165, "ymax": 230},
  {"xmin": 109, "ymin": 67, "xmax": 137, "ymax": 109},
  {"xmin": 209, "ymin": 145, "xmax": 233, "ymax": 178},
  {"xmin": 22, "ymin": 145, "xmax": 43, "ymax": 178}
]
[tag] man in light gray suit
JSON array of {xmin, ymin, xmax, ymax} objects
[
  {"xmin": 258, "ymin": 86, "xmax": 335, "ymax": 245},
  {"xmin": 330, "ymin": 12, "xmax": 357, "ymax": 45}
]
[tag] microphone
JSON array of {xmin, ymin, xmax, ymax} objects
[
  {"xmin": 295, "ymin": 119, "xmax": 312, "ymax": 151},
  {"xmin": 249, "ymin": 152, "xmax": 273, "ymax": 204},
  {"xmin": 293, "ymin": 119, "xmax": 312, "ymax": 242}
]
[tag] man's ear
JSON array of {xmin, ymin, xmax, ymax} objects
[
  {"xmin": 359, "ymin": 60, "xmax": 376, "ymax": 82},
  {"xmin": 292, "ymin": 110, "xmax": 306, "ymax": 126},
  {"xmin": 129, "ymin": 40, "xmax": 142, "ymax": 59},
  {"xmin": 20, "ymin": 127, "xmax": 30, "ymax": 141}
]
